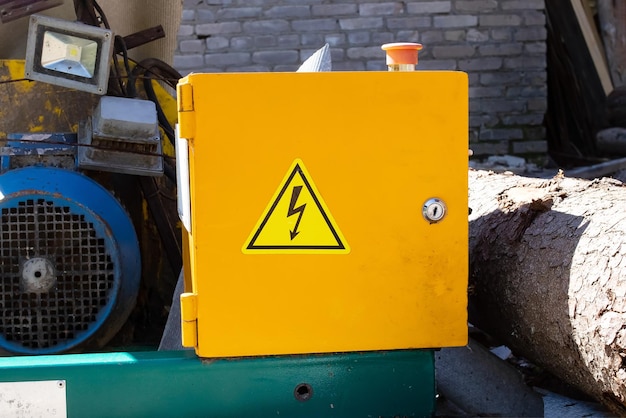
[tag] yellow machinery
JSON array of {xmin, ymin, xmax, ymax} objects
[{"xmin": 0, "ymin": 34, "xmax": 469, "ymax": 416}]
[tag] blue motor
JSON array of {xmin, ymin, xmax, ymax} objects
[{"xmin": 0, "ymin": 165, "xmax": 140, "ymax": 355}]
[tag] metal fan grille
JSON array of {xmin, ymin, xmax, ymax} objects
[{"xmin": 0, "ymin": 198, "xmax": 115, "ymax": 350}]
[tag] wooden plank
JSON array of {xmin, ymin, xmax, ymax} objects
[
  {"xmin": 570, "ymin": 0, "xmax": 613, "ymax": 94},
  {"xmin": 597, "ymin": 0, "xmax": 626, "ymax": 87},
  {"xmin": 546, "ymin": 0, "xmax": 610, "ymax": 163}
]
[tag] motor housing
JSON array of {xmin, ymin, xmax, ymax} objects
[{"xmin": 0, "ymin": 166, "xmax": 140, "ymax": 354}]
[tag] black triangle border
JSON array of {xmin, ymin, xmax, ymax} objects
[{"xmin": 246, "ymin": 163, "xmax": 346, "ymax": 250}]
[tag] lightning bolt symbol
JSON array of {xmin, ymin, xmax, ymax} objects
[{"xmin": 287, "ymin": 185, "xmax": 306, "ymax": 240}]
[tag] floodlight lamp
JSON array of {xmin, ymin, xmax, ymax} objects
[
  {"xmin": 41, "ymin": 31, "xmax": 98, "ymax": 78},
  {"xmin": 24, "ymin": 14, "xmax": 113, "ymax": 95}
]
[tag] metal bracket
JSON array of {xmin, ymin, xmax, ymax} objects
[
  {"xmin": 0, "ymin": 132, "xmax": 76, "ymax": 173},
  {"xmin": 0, "ymin": 0, "xmax": 63, "ymax": 23}
]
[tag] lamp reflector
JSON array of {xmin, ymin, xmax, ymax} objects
[{"xmin": 41, "ymin": 31, "xmax": 98, "ymax": 78}]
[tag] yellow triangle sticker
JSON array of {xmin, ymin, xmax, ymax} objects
[{"xmin": 243, "ymin": 159, "xmax": 350, "ymax": 254}]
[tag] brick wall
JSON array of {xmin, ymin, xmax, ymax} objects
[{"xmin": 175, "ymin": 0, "xmax": 547, "ymax": 159}]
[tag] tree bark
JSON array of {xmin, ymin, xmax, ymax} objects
[{"xmin": 469, "ymin": 169, "xmax": 626, "ymax": 414}]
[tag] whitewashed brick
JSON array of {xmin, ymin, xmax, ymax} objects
[{"xmin": 406, "ymin": 1, "xmax": 451, "ymax": 14}]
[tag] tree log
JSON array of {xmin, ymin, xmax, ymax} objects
[{"xmin": 469, "ymin": 169, "xmax": 626, "ymax": 414}]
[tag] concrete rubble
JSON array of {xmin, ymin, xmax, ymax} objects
[
  {"xmin": 435, "ymin": 337, "xmax": 615, "ymax": 417},
  {"xmin": 469, "ymin": 154, "xmax": 550, "ymax": 177}
]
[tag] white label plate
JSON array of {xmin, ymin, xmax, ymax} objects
[{"xmin": 0, "ymin": 380, "xmax": 67, "ymax": 417}]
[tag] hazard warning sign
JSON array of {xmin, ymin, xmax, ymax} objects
[{"xmin": 243, "ymin": 159, "xmax": 350, "ymax": 254}]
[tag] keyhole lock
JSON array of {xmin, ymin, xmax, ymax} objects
[{"xmin": 422, "ymin": 198, "xmax": 447, "ymax": 223}]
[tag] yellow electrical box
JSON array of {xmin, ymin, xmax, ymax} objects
[{"xmin": 177, "ymin": 71, "xmax": 468, "ymax": 358}]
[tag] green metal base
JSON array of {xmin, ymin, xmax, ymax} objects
[{"xmin": 0, "ymin": 349, "xmax": 435, "ymax": 417}]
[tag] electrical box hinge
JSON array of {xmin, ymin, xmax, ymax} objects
[
  {"xmin": 177, "ymin": 82, "xmax": 195, "ymax": 141},
  {"xmin": 180, "ymin": 292, "xmax": 198, "ymax": 348}
]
